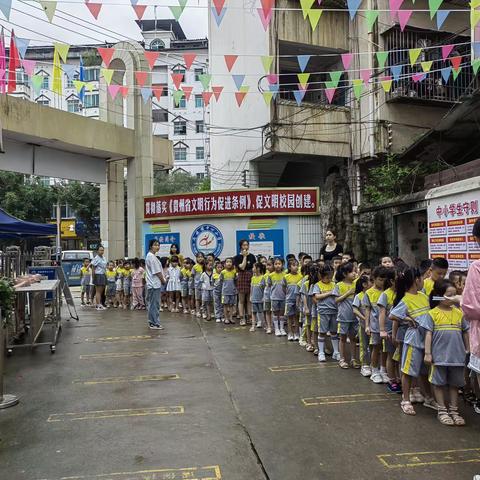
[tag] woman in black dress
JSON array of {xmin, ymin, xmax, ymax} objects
[
  {"xmin": 234, "ymin": 239, "xmax": 257, "ymax": 325},
  {"xmin": 320, "ymin": 229, "xmax": 343, "ymax": 262}
]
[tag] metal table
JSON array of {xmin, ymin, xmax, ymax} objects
[{"xmin": 7, "ymin": 280, "xmax": 62, "ymax": 354}]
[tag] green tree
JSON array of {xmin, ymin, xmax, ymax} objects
[{"xmin": 154, "ymin": 170, "xmax": 210, "ymax": 195}]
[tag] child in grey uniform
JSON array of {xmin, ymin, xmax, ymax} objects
[
  {"xmin": 200, "ymin": 261, "xmax": 215, "ymax": 321},
  {"xmin": 353, "ymin": 275, "xmax": 372, "ymax": 377},
  {"xmin": 250, "ymin": 262, "xmax": 266, "ymax": 332},
  {"xmin": 213, "ymin": 261, "xmax": 224, "ymax": 323},
  {"xmin": 263, "ymin": 259, "xmax": 274, "ymax": 334},
  {"xmin": 269, "ymin": 258, "xmax": 286, "ymax": 337},
  {"xmin": 221, "ymin": 258, "xmax": 237, "ymax": 324}
]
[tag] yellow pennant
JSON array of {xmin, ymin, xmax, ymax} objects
[
  {"xmin": 52, "ymin": 50, "xmax": 62, "ymax": 95},
  {"xmin": 262, "ymin": 91, "xmax": 273, "ymax": 105},
  {"xmin": 101, "ymin": 68, "xmax": 114, "ymax": 85},
  {"xmin": 308, "ymin": 9, "xmax": 323, "ymax": 31},
  {"xmin": 421, "ymin": 61, "xmax": 433, "ymax": 72},
  {"xmin": 409, "ymin": 48, "xmax": 422, "ymax": 65}
]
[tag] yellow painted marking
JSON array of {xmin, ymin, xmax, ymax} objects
[
  {"xmin": 302, "ymin": 392, "xmax": 396, "ymax": 406},
  {"xmin": 85, "ymin": 335, "xmax": 159, "ymax": 343},
  {"xmin": 269, "ymin": 363, "xmax": 338, "ymax": 372},
  {"xmin": 241, "ymin": 343, "xmax": 286, "ymax": 350},
  {"xmin": 378, "ymin": 448, "xmax": 480, "ymax": 469},
  {"xmin": 37, "ymin": 465, "xmax": 222, "ymax": 480},
  {"xmin": 80, "ymin": 351, "xmax": 168, "ymax": 359},
  {"xmin": 47, "ymin": 406, "xmax": 184, "ymax": 422},
  {"xmin": 73, "ymin": 374, "xmax": 179, "ymax": 385},
  {"xmin": 223, "ymin": 326, "xmax": 247, "ymax": 332}
]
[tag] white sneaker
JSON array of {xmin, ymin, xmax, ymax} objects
[
  {"xmin": 280, "ymin": 328, "xmax": 287, "ymax": 336},
  {"xmin": 266, "ymin": 328, "xmax": 272, "ymax": 334},
  {"xmin": 332, "ymin": 352, "xmax": 341, "ymax": 361},
  {"xmin": 149, "ymin": 324, "xmax": 164, "ymax": 330},
  {"xmin": 287, "ymin": 334, "xmax": 294, "ymax": 341},
  {"xmin": 159, "ymin": 307, "xmax": 164, "ymax": 312},
  {"xmin": 256, "ymin": 321, "xmax": 262, "ymax": 328},
  {"xmin": 202, "ymin": 313, "xmax": 207, "ymax": 319},
  {"xmin": 370, "ymin": 372, "xmax": 383, "ymax": 384},
  {"xmin": 249, "ymin": 326, "xmax": 255, "ymax": 332},
  {"xmin": 293, "ymin": 334, "xmax": 299, "ymax": 341},
  {"xmin": 191, "ymin": 310, "xmax": 196, "ymax": 315},
  {"xmin": 274, "ymin": 329, "xmax": 281, "ymax": 337},
  {"xmin": 216, "ymin": 318, "xmax": 222, "ymax": 323},
  {"xmin": 239, "ymin": 319, "xmax": 246, "ymax": 326},
  {"xmin": 196, "ymin": 312, "xmax": 201, "ymax": 318},
  {"xmin": 380, "ymin": 372, "xmax": 390, "ymax": 384},
  {"xmin": 360, "ymin": 365, "xmax": 372, "ymax": 377},
  {"xmin": 318, "ymin": 352, "xmax": 326, "ymax": 362}
]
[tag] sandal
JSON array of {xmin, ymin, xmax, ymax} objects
[
  {"xmin": 437, "ymin": 408, "xmax": 454, "ymax": 426},
  {"xmin": 449, "ymin": 407, "xmax": 466, "ymax": 426},
  {"xmin": 339, "ymin": 359, "xmax": 349, "ymax": 369},
  {"xmin": 400, "ymin": 400, "xmax": 416, "ymax": 416},
  {"xmin": 306, "ymin": 345, "xmax": 314, "ymax": 352}
]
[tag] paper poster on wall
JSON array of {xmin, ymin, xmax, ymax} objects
[
  {"xmin": 427, "ymin": 190, "xmax": 479, "ymax": 269},
  {"xmin": 236, "ymin": 229, "xmax": 284, "ymax": 258},
  {"xmin": 144, "ymin": 233, "xmax": 180, "ymax": 257}
]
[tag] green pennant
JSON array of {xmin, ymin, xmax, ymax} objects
[
  {"xmin": 409, "ymin": 48, "xmax": 422, "ymax": 65},
  {"xmin": 261, "ymin": 56, "xmax": 274, "ymax": 73},
  {"xmin": 328, "ymin": 71, "xmax": 343, "ymax": 88},
  {"xmin": 471, "ymin": 9, "xmax": 480, "ymax": 28},
  {"xmin": 421, "ymin": 60, "xmax": 433, "ymax": 72},
  {"xmin": 365, "ymin": 10, "xmax": 379, "ymax": 32},
  {"xmin": 169, "ymin": 5, "xmax": 183, "ymax": 20},
  {"xmin": 376, "ymin": 51, "xmax": 389, "ymax": 68},
  {"xmin": 452, "ymin": 66, "xmax": 462, "ymax": 80},
  {"xmin": 101, "ymin": 68, "xmax": 114, "ymax": 85},
  {"xmin": 198, "ymin": 73, "xmax": 212, "ymax": 90},
  {"xmin": 263, "ymin": 91, "xmax": 273, "ymax": 105},
  {"xmin": 178, "ymin": 0, "xmax": 188, "ymax": 9},
  {"xmin": 308, "ymin": 9, "xmax": 323, "ymax": 31},
  {"xmin": 353, "ymin": 79, "xmax": 363, "ymax": 100},
  {"xmin": 300, "ymin": 0, "xmax": 315, "ymax": 19},
  {"xmin": 173, "ymin": 89, "xmax": 184, "ymax": 106},
  {"xmin": 472, "ymin": 59, "xmax": 480, "ymax": 75},
  {"xmin": 428, "ymin": 0, "xmax": 443, "ymax": 19},
  {"xmin": 297, "ymin": 73, "xmax": 310, "ymax": 88},
  {"xmin": 31, "ymin": 74, "xmax": 43, "ymax": 94}
]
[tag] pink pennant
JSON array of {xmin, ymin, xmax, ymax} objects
[
  {"xmin": 224, "ymin": 55, "xmax": 238, "ymax": 72},
  {"xmin": 257, "ymin": 8, "xmax": 272, "ymax": 30},
  {"xmin": 183, "ymin": 53, "xmax": 197, "ymax": 70},
  {"xmin": 450, "ymin": 56, "xmax": 462, "ymax": 71},
  {"xmin": 398, "ymin": 10, "xmax": 412, "ymax": 31},
  {"xmin": 133, "ymin": 5, "xmax": 147, "ymax": 20},
  {"xmin": 325, "ymin": 87, "xmax": 336, "ymax": 104},
  {"xmin": 212, "ymin": 0, "xmax": 226, "ymax": 15},
  {"xmin": 108, "ymin": 84, "xmax": 121, "ymax": 100},
  {"xmin": 267, "ymin": 74, "xmax": 278, "ymax": 84},
  {"xmin": 202, "ymin": 91, "xmax": 213, "ymax": 106},
  {"xmin": 441, "ymin": 44, "xmax": 454, "ymax": 60},
  {"xmin": 389, "ymin": 0, "xmax": 404, "ymax": 19},
  {"xmin": 0, "ymin": 69, "xmax": 5, "ymax": 80},
  {"xmin": 212, "ymin": 86, "xmax": 224, "ymax": 101},
  {"xmin": 360, "ymin": 69, "xmax": 371, "ymax": 84},
  {"xmin": 120, "ymin": 86, "xmax": 129, "ymax": 98},
  {"xmin": 260, "ymin": 0, "xmax": 274, "ymax": 16},
  {"xmin": 97, "ymin": 47, "xmax": 115, "ymax": 67},
  {"xmin": 153, "ymin": 86, "xmax": 164, "ymax": 100},
  {"xmin": 144, "ymin": 51, "xmax": 159, "ymax": 70},
  {"xmin": 22, "ymin": 59, "xmax": 36, "ymax": 76},
  {"xmin": 182, "ymin": 86, "xmax": 193, "ymax": 101},
  {"xmin": 412, "ymin": 73, "xmax": 426, "ymax": 82},
  {"xmin": 86, "ymin": 2, "xmax": 102, "ymax": 19},
  {"xmin": 171, "ymin": 73, "xmax": 183, "ymax": 89},
  {"xmin": 135, "ymin": 71, "xmax": 148, "ymax": 87},
  {"xmin": 235, "ymin": 91, "xmax": 248, "ymax": 107},
  {"xmin": 341, "ymin": 53, "xmax": 354, "ymax": 70}
]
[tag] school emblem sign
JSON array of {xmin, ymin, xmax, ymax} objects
[{"xmin": 191, "ymin": 224, "xmax": 224, "ymax": 257}]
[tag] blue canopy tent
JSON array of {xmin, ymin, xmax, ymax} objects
[{"xmin": 0, "ymin": 208, "xmax": 57, "ymax": 238}]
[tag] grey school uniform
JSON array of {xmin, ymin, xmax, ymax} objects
[
  {"xmin": 377, "ymin": 289, "xmax": 396, "ymax": 354},
  {"xmin": 213, "ymin": 272, "xmax": 223, "ymax": 319},
  {"xmin": 250, "ymin": 276, "xmax": 265, "ymax": 314},
  {"xmin": 283, "ymin": 274, "xmax": 302, "ymax": 317},
  {"xmin": 313, "ymin": 281, "xmax": 337, "ymax": 334},
  {"xmin": 362, "ymin": 288, "xmax": 382, "ymax": 346},
  {"xmin": 180, "ymin": 269, "xmax": 191, "ymax": 298},
  {"xmin": 263, "ymin": 273, "xmax": 272, "ymax": 312},
  {"xmin": 332, "ymin": 282, "xmax": 356, "ymax": 336},
  {"xmin": 201, "ymin": 272, "xmax": 214, "ymax": 303},
  {"xmin": 269, "ymin": 273, "xmax": 286, "ymax": 313},
  {"xmin": 221, "ymin": 270, "xmax": 237, "ymax": 305}
]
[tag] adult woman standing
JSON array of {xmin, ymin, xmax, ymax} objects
[
  {"xmin": 319, "ymin": 229, "xmax": 343, "ymax": 262},
  {"xmin": 234, "ymin": 239, "xmax": 257, "ymax": 326},
  {"xmin": 146, "ymin": 239, "xmax": 166, "ymax": 329},
  {"xmin": 91, "ymin": 245, "xmax": 107, "ymax": 311}
]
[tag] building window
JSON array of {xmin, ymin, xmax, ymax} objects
[
  {"xmin": 175, "ymin": 97, "xmax": 186, "ymax": 108},
  {"xmin": 41, "ymin": 74, "xmax": 49, "ymax": 90},
  {"xmin": 196, "ymin": 147, "xmax": 204, "ymax": 160},
  {"xmin": 84, "ymin": 94, "xmax": 99, "ymax": 108},
  {"xmin": 152, "ymin": 109, "xmax": 168, "ymax": 122},
  {"xmin": 67, "ymin": 98, "xmax": 80, "ymax": 113},
  {"xmin": 66, "ymin": 73, "xmax": 79, "ymax": 89},
  {"xmin": 194, "ymin": 68, "xmax": 204, "ymax": 81},
  {"xmin": 195, "ymin": 95, "xmax": 204, "ymax": 108},
  {"xmin": 37, "ymin": 97, "xmax": 50, "ymax": 106},
  {"xmin": 84, "ymin": 68, "xmax": 99, "ymax": 82},
  {"xmin": 174, "ymin": 147, "xmax": 187, "ymax": 162},
  {"xmin": 196, "ymin": 120, "xmax": 205, "ymax": 134},
  {"xmin": 173, "ymin": 120, "xmax": 187, "ymax": 135},
  {"xmin": 196, "ymin": 173, "xmax": 205, "ymax": 179},
  {"xmin": 172, "ymin": 68, "xmax": 185, "ymax": 83},
  {"xmin": 150, "ymin": 39, "xmax": 166, "ymax": 51},
  {"xmin": 16, "ymin": 68, "xmax": 28, "ymax": 86}
]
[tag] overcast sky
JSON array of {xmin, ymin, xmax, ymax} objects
[{"xmin": 1, "ymin": 1, "xmax": 208, "ymax": 45}]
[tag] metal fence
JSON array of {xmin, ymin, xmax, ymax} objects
[{"xmin": 0, "ymin": 247, "xmax": 55, "ymax": 278}]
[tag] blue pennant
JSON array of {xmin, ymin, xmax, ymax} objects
[
  {"xmin": 211, "ymin": 6, "xmax": 227, "ymax": 26},
  {"xmin": 347, "ymin": 0, "xmax": 362, "ymax": 20},
  {"xmin": 436, "ymin": 10, "xmax": 450, "ymax": 30},
  {"xmin": 15, "ymin": 37, "xmax": 30, "ymax": 59},
  {"xmin": 141, "ymin": 87, "xmax": 152, "ymax": 103},
  {"xmin": 390, "ymin": 64, "xmax": 402, "ymax": 82},
  {"xmin": 297, "ymin": 55, "xmax": 311, "ymax": 73},
  {"xmin": 473, "ymin": 42, "xmax": 480, "ymax": 58},
  {"xmin": 269, "ymin": 83, "xmax": 279, "ymax": 99},
  {"xmin": 441, "ymin": 66, "xmax": 452, "ymax": 83},
  {"xmin": 63, "ymin": 64, "xmax": 77, "ymax": 80},
  {"xmin": 293, "ymin": 89, "xmax": 306, "ymax": 106},
  {"xmin": 232, "ymin": 74, "xmax": 245, "ymax": 90}
]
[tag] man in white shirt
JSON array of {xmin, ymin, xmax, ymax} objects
[{"xmin": 145, "ymin": 239, "xmax": 166, "ymax": 329}]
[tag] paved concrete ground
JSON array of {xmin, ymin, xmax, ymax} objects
[{"xmin": 1, "ymin": 302, "xmax": 480, "ymax": 480}]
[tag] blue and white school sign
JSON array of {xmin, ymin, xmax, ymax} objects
[{"xmin": 191, "ymin": 224, "xmax": 224, "ymax": 258}]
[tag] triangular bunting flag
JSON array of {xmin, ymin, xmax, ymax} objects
[
  {"xmin": 297, "ymin": 55, "xmax": 311, "ymax": 72},
  {"xmin": 389, "ymin": 0, "xmax": 404, "ymax": 20},
  {"xmin": 108, "ymin": 84, "xmax": 121, "ymax": 100},
  {"xmin": 472, "ymin": 59, "xmax": 480, "ymax": 75},
  {"xmin": 412, "ymin": 73, "xmax": 426, "ymax": 83},
  {"xmin": 73, "ymin": 80, "xmax": 86, "ymax": 94},
  {"xmin": 352, "ymin": 79, "xmax": 363, "ymax": 99},
  {"xmin": 169, "ymin": 5, "xmax": 184, "ymax": 20},
  {"xmin": 97, "ymin": 47, "xmax": 115, "ymax": 67},
  {"xmin": 172, "ymin": 89, "xmax": 184, "ymax": 106},
  {"xmin": 472, "ymin": 9, "xmax": 480, "ymax": 28},
  {"xmin": 267, "ymin": 74, "xmax": 278, "ymax": 84},
  {"xmin": 380, "ymin": 75, "xmax": 393, "ymax": 92},
  {"xmin": 153, "ymin": 86, "xmax": 164, "ymax": 100},
  {"xmin": 297, "ymin": 73, "xmax": 310, "ymax": 88},
  {"xmin": 15, "ymin": 37, "xmax": 30, "ymax": 59},
  {"xmin": 409, "ymin": 48, "xmax": 421, "ymax": 65},
  {"xmin": 347, "ymin": 0, "xmax": 362, "ymax": 20},
  {"xmin": 235, "ymin": 87, "xmax": 249, "ymax": 107},
  {"xmin": 144, "ymin": 51, "xmax": 159, "ymax": 70},
  {"xmin": 22, "ymin": 59, "xmax": 36, "ymax": 76},
  {"xmin": 199, "ymin": 74, "xmax": 212, "ymax": 90},
  {"xmin": 133, "ymin": 5, "xmax": 147, "ymax": 20},
  {"xmin": 224, "ymin": 55, "xmax": 238, "ymax": 72},
  {"xmin": 31, "ymin": 74, "xmax": 43, "ymax": 94},
  {"xmin": 135, "ymin": 71, "xmax": 148, "ymax": 87},
  {"xmin": 398, "ymin": 10, "xmax": 413, "ymax": 31},
  {"xmin": 39, "ymin": 1, "xmax": 57, "ymax": 22},
  {"xmin": 325, "ymin": 87, "xmax": 336, "ymax": 104},
  {"xmin": 232, "ymin": 74, "xmax": 245, "ymax": 90},
  {"xmin": 257, "ymin": 8, "xmax": 273, "ymax": 30},
  {"xmin": 329, "ymin": 71, "xmax": 343, "ymax": 88},
  {"xmin": 269, "ymin": 83, "xmax": 279, "ymax": 99},
  {"xmin": 365, "ymin": 9, "xmax": 379, "ymax": 32},
  {"xmin": 341, "ymin": 53, "xmax": 354, "ymax": 70},
  {"xmin": 390, "ymin": 64, "xmax": 402, "ymax": 81},
  {"xmin": 260, "ymin": 0, "xmax": 274, "ymax": 16},
  {"xmin": 211, "ymin": 6, "xmax": 227, "ymax": 26},
  {"xmin": 436, "ymin": 10, "xmax": 449, "ymax": 29},
  {"xmin": 308, "ymin": 8, "xmax": 323, "ymax": 30},
  {"xmin": 0, "ymin": 0, "xmax": 12, "ymax": 20},
  {"xmin": 212, "ymin": 0, "xmax": 225, "ymax": 15},
  {"xmin": 300, "ymin": 0, "xmax": 315, "ymax": 19},
  {"xmin": 360, "ymin": 69, "xmax": 371, "ymax": 84},
  {"xmin": 202, "ymin": 91, "xmax": 213, "ymax": 106},
  {"xmin": 181, "ymin": 85, "xmax": 193, "ymax": 101},
  {"xmin": 141, "ymin": 87, "xmax": 152, "ymax": 103},
  {"xmin": 441, "ymin": 44, "xmax": 454, "ymax": 60},
  {"xmin": 86, "ymin": 2, "xmax": 102, "ymax": 19},
  {"xmin": 452, "ymin": 66, "xmax": 462, "ymax": 80},
  {"xmin": 131, "ymin": 0, "xmax": 138, "ymax": 5},
  {"xmin": 293, "ymin": 89, "xmax": 306, "ymax": 106},
  {"xmin": 120, "ymin": 86, "xmax": 129, "ymax": 98},
  {"xmin": 86, "ymin": 82, "xmax": 95, "ymax": 92},
  {"xmin": 376, "ymin": 51, "xmax": 389, "ymax": 68},
  {"xmin": 429, "ymin": 0, "xmax": 443, "ymax": 18},
  {"xmin": 171, "ymin": 73, "xmax": 184, "ymax": 90},
  {"xmin": 63, "ymin": 64, "xmax": 77, "ymax": 80},
  {"xmin": 101, "ymin": 68, "xmax": 114, "ymax": 85},
  {"xmin": 261, "ymin": 56, "xmax": 274, "ymax": 73},
  {"xmin": 450, "ymin": 56, "xmax": 462, "ymax": 71},
  {"xmin": 54, "ymin": 42, "xmax": 70, "ymax": 62},
  {"xmin": 421, "ymin": 60, "xmax": 433, "ymax": 72},
  {"xmin": 441, "ymin": 66, "xmax": 451, "ymax": 83},
  {"xmin": 183, "ymin": 53, "xmax": 197, "ymax": 70},
  {"xmin": 212, "ymin": 85, "xmax": 223, "ymax": 101},
  {"xmin": 263, "ymin": 91, "xmax": 274, "ymax": 105}
]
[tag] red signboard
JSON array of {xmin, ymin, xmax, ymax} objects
[{"xmin": 144, "ymin": 188, "xmax": 319, "ymax": 220}]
